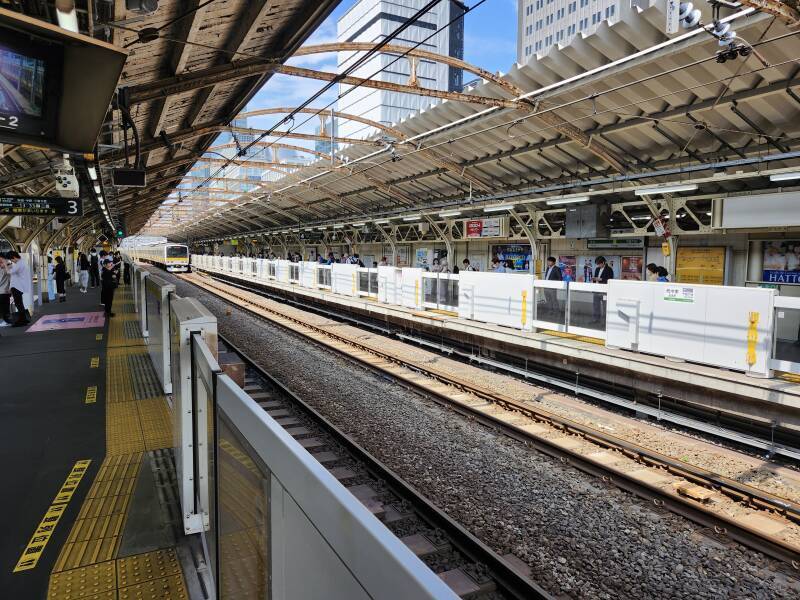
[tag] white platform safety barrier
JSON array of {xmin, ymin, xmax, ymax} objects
[
  {"xmin": 145, "ymin": 274, "xmax": 175, "ymax": 394},
  {"xmin": 190, "ymin": 254, "xmax": 800, "ymax": 379},
  {"xmin": 119, "ymin": 258, "xmax": 458, "ymax": 599}
]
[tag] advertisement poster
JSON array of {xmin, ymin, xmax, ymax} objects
[
  {"xmin": 676, "ymin": 247, "xmax": 725, "ymax": 285},
  {"xmin": 762, "ymin": 241, "xmax": 800, "ymax": 284},
  {"xmin": 465, "ymin": 217, "xmax": 504, "ymax": 238},
  {"xmin": 491, "ymin": 244, "xmax": 531, "ymax": 271},
  {"xmin": 415, "ymin": 247, "xmax": 432, "ymax": 269},
  {"xmin": 396, "ymin": 245, "xmax": 410, "ymax": 267},
  {"xmin": 620, "ymin": 255, "xmax": 644, "ymax": 280},
  {"xmin": 557, "ymin": 255, "xmax": 577, "ymax": 282},
  {"xmin": 567, "ymin": 255, "xmax": 622, "ymax": 282}
]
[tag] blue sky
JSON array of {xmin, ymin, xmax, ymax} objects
[{"xmin": 245, "ymin": 0, "xmax": 518, "ymax": 140}]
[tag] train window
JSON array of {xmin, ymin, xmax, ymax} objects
[{"xmin": 167, "ymin": 246, "xmax": 188, "ymax": 258}]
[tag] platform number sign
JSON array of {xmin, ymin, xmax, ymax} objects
[{"xmin": 0, "ymin": 195, "xmax": 83, "ymax": 216}]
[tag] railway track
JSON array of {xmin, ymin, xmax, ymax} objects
[
  {"xmin": 181, "ymin": 271, "xmax": 800, "ymax": 570},
  {"xmin": 218, "ymin": 334, "xmax": 552, "ymax": 600}
]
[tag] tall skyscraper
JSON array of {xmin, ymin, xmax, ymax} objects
[
  {"xmin": 518, "ymin": 0, "xmax": 621, "ymax": 62},
  {"xmin": 336, "ymin": 0, "xmax": 466, "ymax": 140}
]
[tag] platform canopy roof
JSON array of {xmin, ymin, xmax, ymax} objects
[
  {"xmin": 151, "ymin": 2, "xmax": 800, "ymax": 242},
  {"xmin": 0, "ymin": 0, "xmax": 340, "ymax": 245}
]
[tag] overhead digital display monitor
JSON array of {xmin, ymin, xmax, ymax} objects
[
  {"xmin": 0, "ymin": 194, "xmax": 82, "ymax": 216},
  {"xmin": 0, "ymin": 29, "xmax": 59, "ymax": 141},
  {"xmin": 0, "ymin": 9, "xmax": 127, "ymax": 154}
]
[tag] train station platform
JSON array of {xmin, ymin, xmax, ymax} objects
[
  {"xmin": 0, "ymin": 283, "xmax": 190, "ymax": 599},
  {"xmin": 191, "ymin": 264, "xmax": 800, "ymax": 442}
]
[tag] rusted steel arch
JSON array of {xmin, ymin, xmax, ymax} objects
[
  {"xmin": 238, "ymin": 107, "xmax": 407, "ymax": 140},
  {"xmin": 208, "ymin": 141, "xmax": 332, "ymax": 162},
  {"xmin": 237, "ymin": 107, "xmax": 493, "ymax": 191},
  {"xmin": 294, "ymin": 42, "xmax": 522, "ymax": 98}
]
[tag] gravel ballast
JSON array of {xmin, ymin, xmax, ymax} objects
[{"xmin": 165, "ymin": 273, "xmax": 800, "ymax": 599}]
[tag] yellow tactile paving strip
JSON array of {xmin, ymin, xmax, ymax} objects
[
  {"xmin": 48, "ymin": 285, "xmax": 185, "ymax": 599},
  {"xmin": 49, "ymin": 548, "xmax": 187, "ymax": 600}
]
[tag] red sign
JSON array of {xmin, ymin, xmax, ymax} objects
[{"xmin": 466, "ymin": 220, "xmax": 483, "ymax": 237}]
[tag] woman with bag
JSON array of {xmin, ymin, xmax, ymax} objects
[
  {"xmin": 54, "ymin": 255, "xmax": 68, "ymax": 303},
  {"xmin": 78, "ymin": 252, "xmax": 90, "ymax": 293}
]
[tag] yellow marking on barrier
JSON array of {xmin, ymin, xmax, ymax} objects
[
  {"xmin": 90, "ymin": 357, "xmax": 100, "ymax": 368},
  {"xmin": 540, "ymin": 329, "xmax": 605, "ymax": 346},
  {"xmin": 14, "ymin": 460, "xmax": 92, "ymax": 572},
  {"xmin": 746, "ymin": 311, "xmax": 759, "ymax": 367},
  {"xmin": 521, "ymin": 290, "xmax": 528, "ymax": 327},
  {"xmin": 85, "ymin": 386, "xmax": 98, "ymax": 404},
  {"xmin": 415, "ymin": 279, "xmax": 420, "ymax": 307}
]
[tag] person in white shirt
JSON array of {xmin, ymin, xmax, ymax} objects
[
  {"xmin": 7, "ymin": 251, "xmax": 32, "ymax": 327},
  {"xmin": 0, "ymin": 255, "xmax": 11, "ymax": 327},
  {"xmin": 462, "ymin": 259, "xmax": 477, "ymax": 272},
  {"xmin": 492, "ymin": 258, "xmax": 506, "ymax": 273}
]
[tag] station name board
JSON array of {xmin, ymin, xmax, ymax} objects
[{"xmin": 0, "ymin": 195, "xmax": 83, "ymax": 217}]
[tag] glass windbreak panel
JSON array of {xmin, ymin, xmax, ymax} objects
[
  {"xmin": 290, "ymin": 265, "xmax": 299, "ymax": 280},
  {"xmin": 369, "ymin": 272, "xmax": 378, "ymax": 295},
  {"xmin": 217, "ymin": 411, "xmax": 270, "ymax": 599},
  {"xmin": 167, "ymin": 245, "xmax": 188, "ymax": 258},
  {"xmin": 569, "ymin": 288, "xmax": 607, "ymax": 332},
  {"xmin": 358, "ymin": 271, "xmax": 369, "ymax": 292},
  {"xmin": 534, "ymin": 286, "xmax": 567, "ymax": 326},
  {"xmin": 268, "ymin": 264, "xmax": 276, "ymax": 277},
  {"xmin": 323, "ymin": 269, "xmax": 331, "ymax": 286},
  {"xmin": 437, "ymin": 278, "xmax": 457, "ymax": 308},
  {"xmin": 423, "ymin": 277, "xmax": 438, "ymax": 304},
  {"xmin": 774, "ymin": 306, "xmax": 800, "ymax": 365}
]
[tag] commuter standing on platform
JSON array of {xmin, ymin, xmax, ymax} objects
[
  {"xmin": 462, "ymin": 259, "xmax": 477, "ymax": 272},
  {"xmin": 101, "ymin": 258, "xmax": 118, "ymax": 317},
  {"xmin": 0, "ymin": 254, "xmax": 11, "ymax": 327},
  {"xmin": 89, "ymin": 248, "xmax": 100, "ymax": 288},
  {"xmin": 7, "ymin": 251, "xmax": 32, "ymax": 326},
  {"xmin": 46, "ymin": 255, "xmax": 56, "ymax": 301},
  {"xmin": 543, "ymin": 256, "xmax": 563, "ymax": 319},
  {"xmin": 591, "ymin": 256, "xmax": 614, "ymax": 323},
  {"xmin": 54, "ymin": 256, "xmax": 69, "ymax": 302},
  {"xmin": 78, "ymin": 252, "xmax": 90, "ymax": 293}
]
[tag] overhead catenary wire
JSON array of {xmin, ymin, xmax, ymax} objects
[{"xmin": 164, "ymin": 0, "xmax": 490, "ymax": 230}]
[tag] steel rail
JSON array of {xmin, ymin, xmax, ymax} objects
[
  {"xmin": 217, "ymin": 332, "xmax": 553, "ymax": 600},
  {"xmin": 183, "ymin": 271, "xmax": 800, "ymax": 569}
]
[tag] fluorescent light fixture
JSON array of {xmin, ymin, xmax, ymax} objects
[
  {"xmin": 351, "ymin": 222, "xmax": 365, "ymax": 227},
  {"xmin": 438, "ymin": 209, "xmax": 462, "ymax": 218},
  {"xmin": 93, "ymin": 185, "xmax": 101, "ymax": 194},
  {"xmin": 634, "ymin": 183, "xmax": 697, "ymax": 195},
  {"xmin": 402, "ymin": 214, "xmax": 422, "ymax": 221},
  {"xmin": 483, "ymin": 203, "xmax": 515, "ymax": 213},
  {"xmin": 88, "ymin": 167, "xmax": 98, "ymax": 181},
  {"xmin": 769, "ymin": 172, "xmax": 800, "ymax": 182},
  {"xmin": 631, "ymin": 215, "xmax": 652, "ymax": 221},
  {"xmin": 374, "ymin": 219, "xmax": 390, "ymax": 224},
  {"xmin": 305, "ymin": 227, "xmax": 314, "ymax": 232},
  {"xmin": 316, "ymin": 226, "xmax": 327, "ymax": 230},
  {"xmin": 545, "ymin": 196, "xmax": 590, "ymax": 206}
]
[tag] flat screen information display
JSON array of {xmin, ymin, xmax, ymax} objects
[
  {"xmin": 0, "ymin": 42, "xmax": 48, "ymax": 137},
  {"xmin": 0, "ymin": 195, "xmax": 82, "ymax": 216}
]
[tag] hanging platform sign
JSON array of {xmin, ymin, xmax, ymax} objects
[
  {"xmin": 464, "ymin": 217, "xmax": 506, "ymax": 238},
  {"xmin": 0, "ymin": 195, "xmax": 82, "ymax": 216}
]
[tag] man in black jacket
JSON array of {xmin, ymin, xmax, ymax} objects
[
  {"xmin": 101, "ymin": 258, "xmax": 118, "ymax": 317},
  {"xmin": 542, "ymin": 256, "xmax": 563, "ymax": 320},
  {"xmin": 592, "ymin": 256, "xmax": 614, "ymax": 323},
  {"xmin": 89, "ymin": 249, "xmax": 100, "ymax": 288}
]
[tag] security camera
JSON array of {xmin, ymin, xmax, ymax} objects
[{"xmin": 53, "ymin": 165, "xmax": 79, "ymax": 198}]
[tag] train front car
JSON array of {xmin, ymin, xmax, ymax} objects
[{"xmin": 164, "ymin": 244, "xmax": 190, "ymax": 273}]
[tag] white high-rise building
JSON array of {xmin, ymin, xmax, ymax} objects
[
  {"xmin": 336, "ymin": 0, "xmax": 466, "ymax": 140},
  {"xmin": 518, "ymin": 0, "xmax": 621, "ymax": 62}
]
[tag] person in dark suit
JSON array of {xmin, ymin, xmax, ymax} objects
[
  {"xmin": 543, "ymin": 256, "xmax": 563, "ymax": 320},
  {"xmin": 592, "ymin": 256, "xmax": 614, "ymax": 322}
]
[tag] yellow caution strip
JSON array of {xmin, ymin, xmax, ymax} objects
[
  {"xmin": 14, "ymin": 460, "xmax": 92, "ymax": 572},
  {"xmin": 85, "ymin": 386, "xmax": 98, "ymax": 404},
  {"xmin": 90, "ymin": 357, "xmax": 100, "ymax": 368}
]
